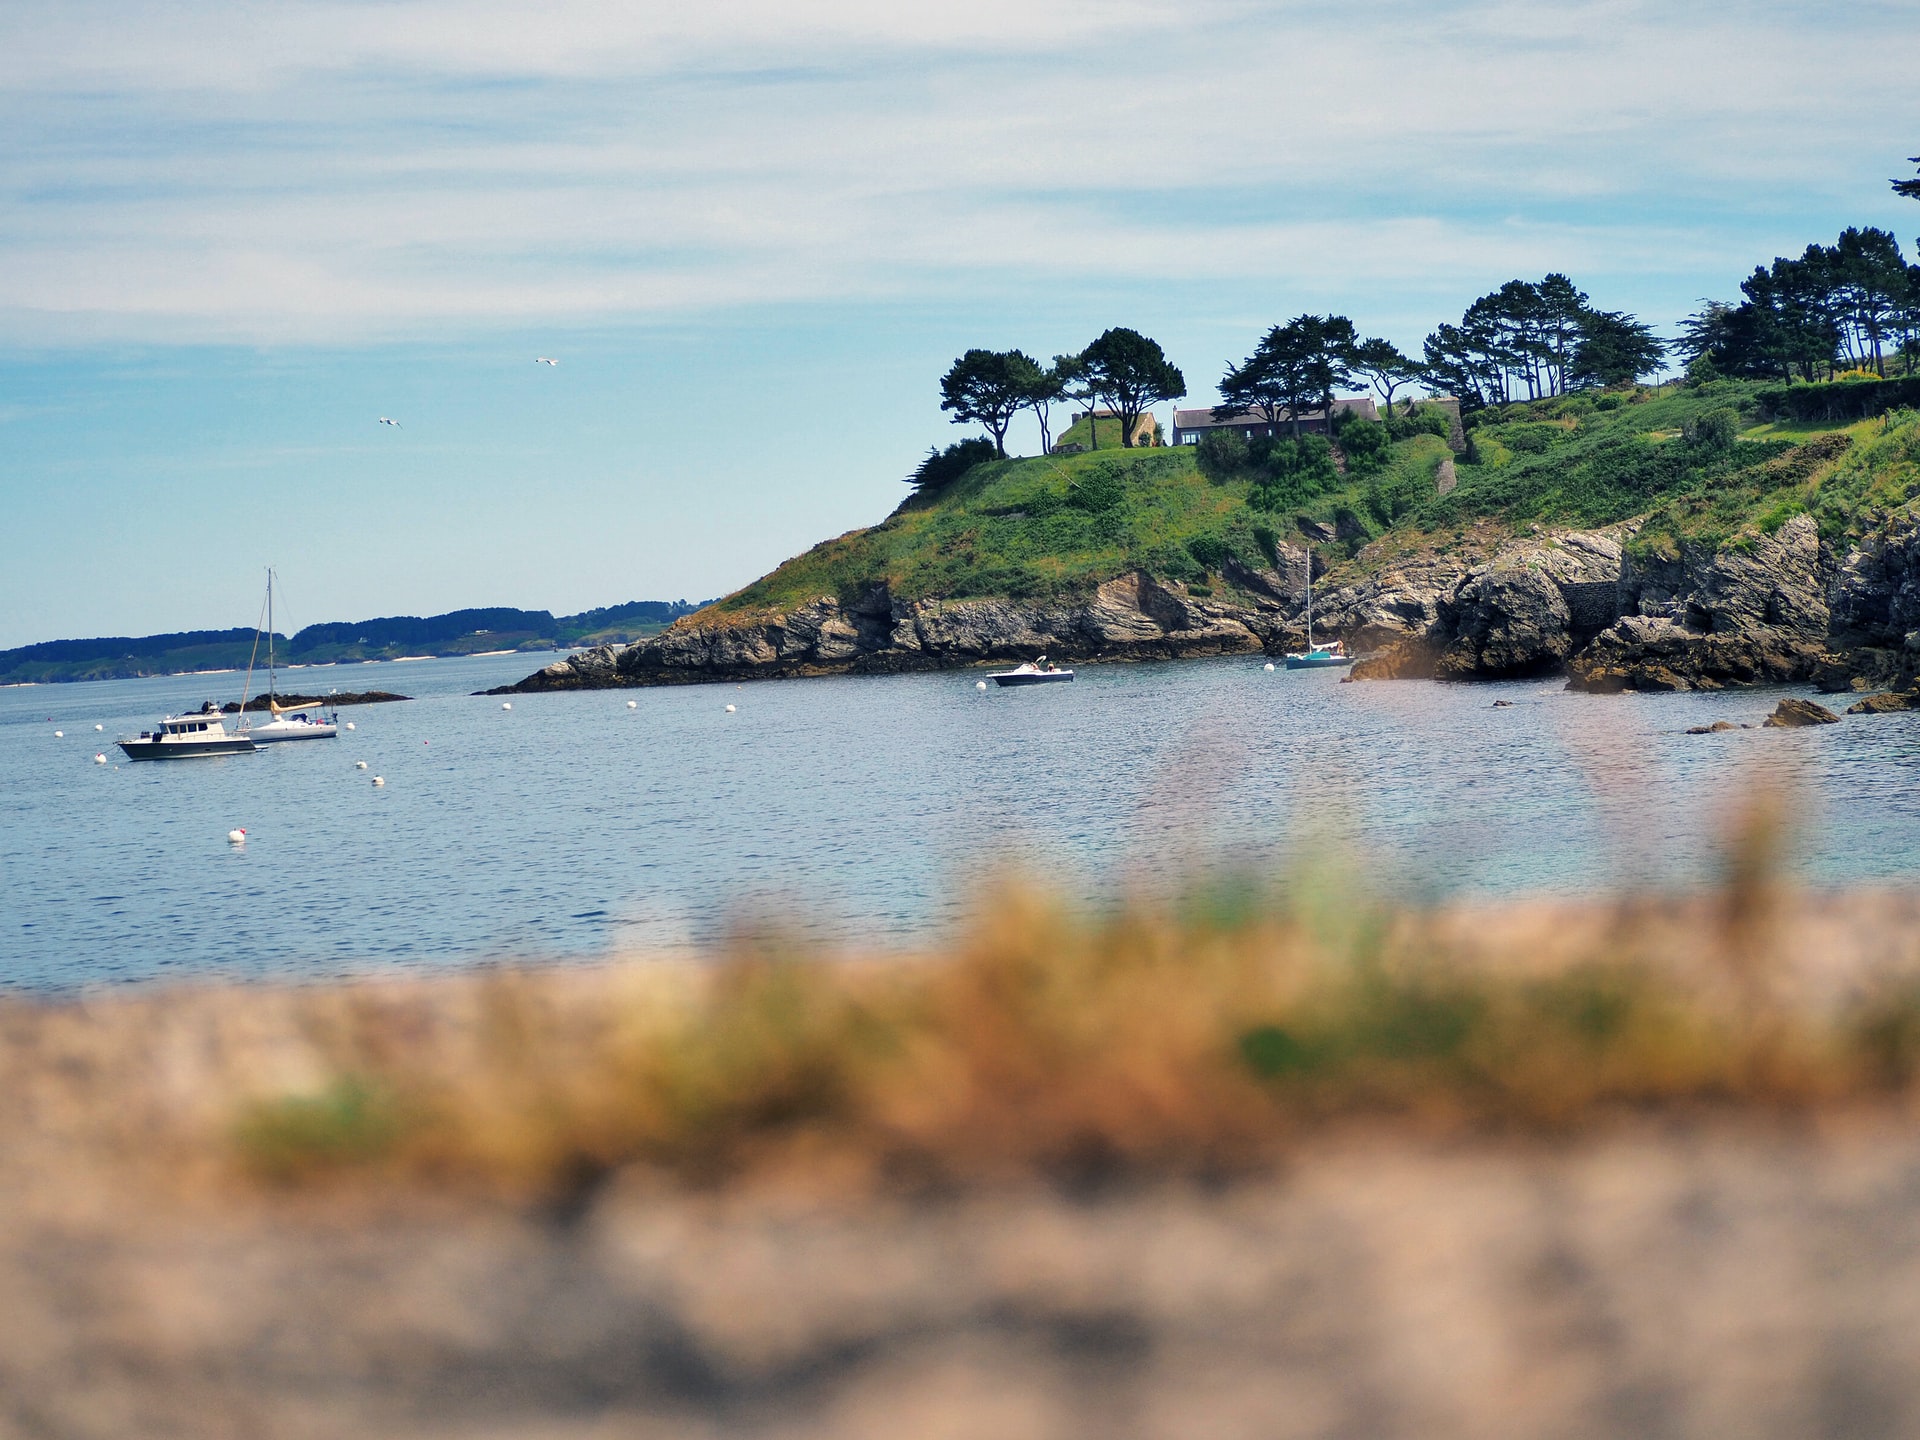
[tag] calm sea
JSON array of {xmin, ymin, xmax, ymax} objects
[{"xmin": 5, "ymin": 652, "xmax": 1920, "ymax": 990}]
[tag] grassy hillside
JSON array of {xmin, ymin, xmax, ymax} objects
[{"xmin": 718, "ymin": 382, "xmax": 1920, "ymax": 616}]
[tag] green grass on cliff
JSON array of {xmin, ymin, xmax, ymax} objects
[
  {"xmin": 713, "ymin": 383, "xmax": 1920, "ymax": 616},
  {"xmin": 1426, "ymin": 383, "xmax": 1920, "ymax": 555}
]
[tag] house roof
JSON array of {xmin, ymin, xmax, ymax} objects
[{"xmin": 1173, "ymin": 397, "xmax": 1378, "ymax": 429}]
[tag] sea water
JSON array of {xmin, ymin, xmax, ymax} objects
[{"xmin": 5, "ymin": 652, "xmax": 1920, "ymax": 990}]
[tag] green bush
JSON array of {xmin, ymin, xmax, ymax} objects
[
  {"xmin": 1195, "ymin": 428, "xmax": 1249, "ymax": 480},
  {"xmin": 906, "ymin": 438, "xmax": 998, "ymax": 493},
  {"xmin": 1683, "ymin": 407, "xmax": 1739, "ymax": 451},
  {"xmin": 1250, "ymin": 523, "xmax": 1281, "ymax": 569},
  {"xmin": 1248, "ymin": 435, "xmax": 1341, "ymax": 512},
  {"xmin": 1067, "ymin": 459, "xmax": 1126, "ymax": 513},
  {"xmin": 1186, "ymin": 534, "xmax": 1229, "ymax": 572},
  {"xmin": 1594, "ymin": 392, "xmax": 1625, "ymax": 411},
  {"xmin": 1497, "ymin": 423, "xmax": 1563, "ymax": 455},
  {"xmin": 1391, "ymin": 404, "xmax": 1454, "ymax": 441},
  {"xmin": 1334, "ymin": 416, "xmax": 1392, "ymax": 476}
]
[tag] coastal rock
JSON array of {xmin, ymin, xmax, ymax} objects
[
  {"xmin": 497, "ymin": 571, "xmax": 1264, "ymax": 690},
  {"xmin": 1434, "ymin": 566, "xmax": 1573, "ymax": 680},
  {"xmin": 1830, "ymin": 513, "xmax": 1920, "ymax": 644},
  {"xmin": 1566, "ymin": 616, "xmax": 1825, "ymax": 693},
  {"xmin": 1569, "ymin": 518, "xmax": 1829, "ymax": 693},
  {"xmin": 1345, "ymin": 635, "xmax": 1441, "ymax": 681},
  {"xmin": 1848, "ymin": 691, "xmax": 1920, "ymax": 714},
  {"xmin": 1764, "ymin": 697, "xmax": 1840, "ymax": 727},
  {"xmin": 1314, "ymin": 556, "xmax": 1470, "ymax": 653}
]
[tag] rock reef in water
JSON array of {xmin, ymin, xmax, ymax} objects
[{"xmin": 491, "ymin": 511, "xmax": 1920, "ymax": 697}]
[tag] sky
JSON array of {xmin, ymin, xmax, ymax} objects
[{"xmin": 2, "ymin": 0, "xmax": 1918, "ymax": 648}]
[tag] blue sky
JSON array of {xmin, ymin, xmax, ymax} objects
[{"xmin": 2, "ymin": 0, "xmax": 1917, "ymax": 647}]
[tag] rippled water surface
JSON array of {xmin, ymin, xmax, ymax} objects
[{"xmin": 6, "ymin": 652, "xmax": 1920, "ymax": 989}]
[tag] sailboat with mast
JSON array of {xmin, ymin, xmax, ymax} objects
[
  {"xmin": 1283, "ymin": 563, "xmax": 1351, "ymax": 670},
  {"xmin": 240, "ymin": 570, "xmax": 340, "ymax": 743}
]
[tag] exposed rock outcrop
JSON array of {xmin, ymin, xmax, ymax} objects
[
  {"xmin": 1345, "ymin": 532, "xmax": 1621, "ymax": 683},
  {"xmin": 1764, "ymin": 697, "xmax": 1840, "ymax": 727},
  {"xmin": 497, "ymin": 575, "xmax": 1266, "ymax": 691},
  {"xmin": 1848, "ymin": 691, "xmax": 1920, "ymax": 714},
  {"xmin": 1567, "ymin": 516, "xmax": 1828, "ymax": 692},
  {"xmin": 495, "ymin": 508, "xmax": 1920, "ymax": 696}
]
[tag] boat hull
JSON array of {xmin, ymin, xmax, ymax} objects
[
  {"xmin": 1283, "ymin": 654, "xmax": 1353, "ymax": 670},
  {"xmin": 117, "ymin": 737, "xmax": 258, "ymax": 761},
  {"xmin": 246, "ymin": 721, "xmax": 338, "ymax": 743},
  {"xmin": 991, "ymin": 672, "xmax": 1075, "ymax": 686}
]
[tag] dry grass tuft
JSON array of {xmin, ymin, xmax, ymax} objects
[{"xmin": 223, "ymin": 818, "xmax": 1920, "ymax": 1200}]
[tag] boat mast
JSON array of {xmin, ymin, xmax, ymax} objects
[
  {"xmin": 1304, "ymin": 564, "xmax": 1313, "ymax": 649},
  {"xmin": 267, "ymin": 568, "xmax": 275, "ymax": 701}
]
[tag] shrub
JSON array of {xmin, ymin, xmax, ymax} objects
[
  {"xmin": 1497, "ymin": 423, "xmax": 1562, "ymax": 455},
  {"xmin": 1186, "ymin": 535, "xmax": 1229, "ymax": 572},
  {"xmin": 906, "ymin": 438, "xmax": 998, "ymax": 493},
  {"xmin": 1391, "ymin": 404, "xmax": 1453, "ymax": 441},
  {"xmin": 1333, "ymin": 416, "xmax": 1392, "ymax": 476},
  {"xmin": 1195, "ymin": 428, "xmax": 1249, "ymax": 480},
  {"xmin": 1248, "ymin": 435, "xmax": 1341, "ymax": 512},
  {"xmin": 1250, "ymin": 524, "xmax": 1281, "ymax": 570},
  {"xmin": 1067, "ymin": 459, "xmax": 1126, "ymax": 513},
  {"xmin": 1683, "ymin": 407, "xmax": 1739, "ymax": 451},
  {"xmin": 1594, "ymin": 392, "xmax": 1625, "ymax": 411}
]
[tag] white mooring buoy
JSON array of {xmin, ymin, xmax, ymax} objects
[
  {"xmin": 372, "ymin": 776, "xmax": 385, "ymax": 787},
  {"xmin": 227, "ymin": 829, "xmax": 246, "ymax": 845},
  {"xmin": 53, "ymin": 730, "xmax": 63, "ymax": 738},
  {"xmin": 94, "ymin": 723, "xmax": 104, "ymax": 731},
  {"xmin": 627, "ymin": 700, "xmax": 637, "ymax": 709},
  {"xmin": 355, "ymin": 761, "xmax": 368, "ymax": 770},
  {"xmin": 1264, "ymin": 662, "xmax": 1275, "ymax": 672},
  {"xmin": 345, "ymin": 721, "xmax": 355, "ymax": 730},
  {"xmin": 502, "ymin": 702, "xmax": 512, "ymax": 710},
  {"xmin": 725, "ymin": 704, "xmax": 736, "ymax": 713},
  {"xmin": 976, "ymin": 680, "xmax": 987, "ymax": 691},
  {"xmin": 94, "ymin": 753, "xmax": 107, "ymax": 764}
]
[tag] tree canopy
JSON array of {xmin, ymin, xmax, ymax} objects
[
  {"xmin": 1077, "ymin": 328, "xmax": 1185, "ymax": 449},
  {"xmin": 1894, "ymin": 155, "xmax": 1920, "ymax": 202},
  {"xmin": 939, "ymin": 349, "xmax": 1036, "ymax": 457},
  {"xmin": 1217, "ymin": 315, "xmax": 1356, "ymax": 437},
  {"xmin": 1677, "ymin": 227, "xmax": 1920, "ymax": 381}
]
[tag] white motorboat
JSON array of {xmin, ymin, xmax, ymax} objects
[
  {"xmin": 989, "ymin": 656, "xmax": 1075, "ymax": 687},
  {"xmin": 239, "ymin": 569, "xmax": 339, "ymax": 744},
  {"xmin": 117, "ymin": 702, "xmax": 259, "ymax": 761}
]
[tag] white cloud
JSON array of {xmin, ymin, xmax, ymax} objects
[{"xmin": 0, "ymin": 0, "xmax": 1914, "ymax": 342}]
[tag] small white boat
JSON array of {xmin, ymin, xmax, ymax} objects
[
  {"xmin": 245, "ymin": 699, "xmax": 339, "ymax": 744},
  {"xmin": 989, "ymin": 656, "xmax": 1075, "ymax": 687},
  {"xmin": 1284, "ymin": 642, "xmax": 1351, "ymax": 670},
  {"xmin": 118, "ymin": 703, "xmax": 258, "ymax": 761},
  {"xmin": 1282, "ymin": 568, "xmax": 1352, "ymax": 670},
  {"xmin": 239, "ymin": 569, "xmax": 339, "ymax": 743}
]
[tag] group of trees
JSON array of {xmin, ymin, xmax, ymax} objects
[
  {"xmin": 1677, "ymin": 169, "xmax": 1920, "ymax": 382},
  {"xmin": 1419, "ymin": 275, "xmax": 1665, "ymax": 409},
  {"xmin": 1677, "ymin": 226, "xmax": 1920, "ymax": 382},
  {"xmin": 923, "ymin": 155, "xmax": 1920, "ymax": 478},
  {"xmin": 938, "ymin": 328, "xmax": 1185, "ymax": 459},
  {"xmin": 1215, "ymin": 315, "xmax": 1426, "ymax": 437}
]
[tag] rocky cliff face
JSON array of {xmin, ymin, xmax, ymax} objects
[
  {"xmin": 503, "ymin": 572, "xmax": 1274, "ymax": 691},
  {"xmin": 497, "ymin": 513, "xmax": 1920, "ymax": 695}
]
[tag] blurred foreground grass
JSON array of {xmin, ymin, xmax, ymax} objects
[{"xmin": 225, "ymin": 813, "xmax": 1920, "ymax": 1201}]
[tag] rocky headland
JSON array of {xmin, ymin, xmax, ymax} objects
[{"xmin": 494, "ymin": 510, "xmax": 1920, "ymax": 700}]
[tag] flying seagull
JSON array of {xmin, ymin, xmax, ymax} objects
[
  {"xmin": 378, "ymin": 416, "xmax": 400, "ymax": 427},
  {"xmin": 536, "ymin": 356, "xmax": 558, "ymax": 366}
]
